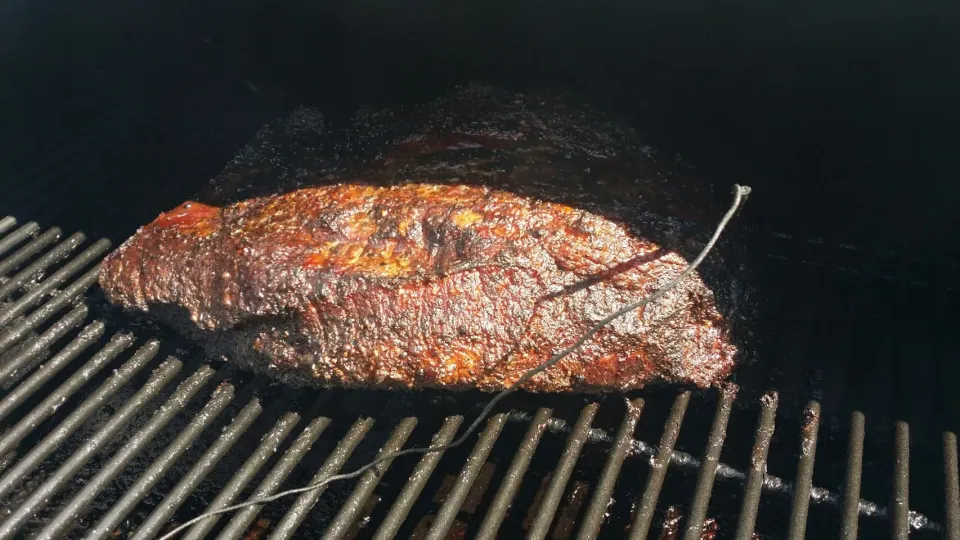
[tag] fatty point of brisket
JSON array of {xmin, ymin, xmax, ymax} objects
[{"xmin": 98, "ymin": 183, "xmax": 736, "ymax": 392}]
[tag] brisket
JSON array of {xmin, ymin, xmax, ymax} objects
[
  {"xmin": 99, "ymin": 182, "xmax": 737, "ymax": 392},
  {"xmin": 98, "ymin": 84, "xmax": 750, "ymax": 392}
]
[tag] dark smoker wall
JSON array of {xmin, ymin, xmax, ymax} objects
[{"xmin": 0, "ymin": 0, "xmax": 957, "ymax": 255}]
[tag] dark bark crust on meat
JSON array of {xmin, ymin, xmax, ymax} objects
[{"xmin": 99, "ymin": 84, "xmax": 753, "ymax": 393}]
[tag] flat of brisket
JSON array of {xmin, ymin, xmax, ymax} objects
[{"xmin": 98, "ymin": 182, "xmax": 737, "ymax": 392}]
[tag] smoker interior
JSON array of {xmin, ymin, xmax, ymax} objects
[{"xmin": 1, "ymin": 0, "xmax": 959, "ymax": 538}]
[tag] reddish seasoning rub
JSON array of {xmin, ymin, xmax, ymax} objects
[{"xmin": 99, "ymin": 182, "xmax": 736, "ymax": 392}]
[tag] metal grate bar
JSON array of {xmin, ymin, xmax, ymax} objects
[
  {"xmin": 316, "ymin": 418, "xmax": 419, "ymax": 540},
  {"xmin": 0, "ymin": 357, "xmax": 181, "ymax": 540},
  {"xmin": 32, "ymin": 365, "xmax": 218, "ymax": 540},
  {"xmin": 527, "ymin": 403, "xmax": 600, "ymax": 540},
  {"xmin": 269, "ymin": 417, "xmax": 376, "ymax": 540},
  {"xmin": 0, "ymin": 240, "xmax": 107, "ymax": 323},
  {"xmin": 0, "ymin": 216, "xmax": 951, "ymax": 539},
  {"xmin": 0, "ymin": 217, "xmax": 16, "ymax": 237},
  {"xmin": 0, "ymin": 322, "xmax": 106, "ymax": 425},
  {"xmin": 785, "ymin": 400, "xmax": 821, "ymax": 540},
  {"xmin": 682, "ymin": 385, "xmax": 737, "ymax": 540},
  {"xmin": 577, "ymin": 399, "xmax": 645, "ymax": 540},
  {"xmin": 891, "ymin": 420, "xmax": 910, "ymax": 540},
  {"xmin": 130, "ymin": 398, "xmax": 264, "ymax": 540},
  {"xmin": 371, "ymin": 416, "xmax": 464, "ymax": 540},
  {"xmin": 0, "ymin": 265, "xmax": 101, "ymax": 351},
  {"xmin": 425, "ymin": 413, "xmax": 509, "ymax": 540},
  {"xmin": 84, "ymin": 383, "xmax": 238, "ymax": 540},
  {"xmin": 0, "ymin": 227, "xmax": 61, "ymax": 277},
  {"xmin": 0, "ymin": 231, "xmax": 86, "ymax": 297},
  {"xmin": 214, "ymin": 415, "xmax": 333, "ymax": 540},
  {"xmin": 945, "ymin": 431, "xmax": 960, "ymax": 540},
  {"xmin": 0, "ymin": 303, "xmax": 88, "ymax": 386},
  {"xmin": 0, "ymin": 235, "xmax": 101, "ymax": 304},
  {"xmin": 0, "ymin": 339, "xmax": 158, "ymax": 501},
  {"xmin": 734, "ymin": 391, "xmax": 779, "ymax": 540},
  {"xmin": 182, "ymin": 411, "xmax": 303, "ymax": 540},
  {"xmin": 0, "ymin": 221, "xmax": 39, "ymax": 258},
  {"xmin": 629, "ymin": 391, "xmax": 692, "ymax": 540},
  {"xmin": 475, "ymin": 407, "xmax": 553, "ymax": 540},
  {"xmin": 839, "ymin": 410, "xmax": 865, "ymax": 540}
]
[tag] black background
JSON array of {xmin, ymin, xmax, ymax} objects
[{"xmin": 1, "ymin": 0, "xmax": 958, "ymax": 254}]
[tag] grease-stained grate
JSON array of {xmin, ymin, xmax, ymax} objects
[{"xmin": 0, "ymin": 215, "xmax": 956, "ymax": 540}]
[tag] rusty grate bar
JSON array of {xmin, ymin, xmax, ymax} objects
[
  {"xmin": 786, "ymin": 401, "xmax": 821, "ymax": 540},
  {"xmin": 734, "ymin": 392, "xmax": 778, "ymax": 540},
  {"xmin": 0, "ymin": 215, "xmax": 954, "ymax": 540}
]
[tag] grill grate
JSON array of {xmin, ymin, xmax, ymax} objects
[{"xmin": 0, "ymin": 215, "xmax": 958, "ymax": 539}]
